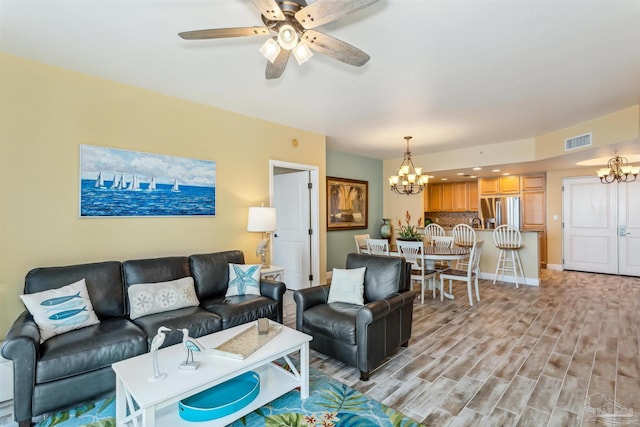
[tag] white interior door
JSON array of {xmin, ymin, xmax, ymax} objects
[
  {"xmin": 618, "ymin": 180, "xmax": 640, "ymax": 276},
  {"xmin": 272, "ymin": 171, "xmax": 311, "ymax": 290},
  {"xmin": 563, "ymin": 177, "xmax": 618, "ymax": 274}
]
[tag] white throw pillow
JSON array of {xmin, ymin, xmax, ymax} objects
[
  {"xmin": 20, "ymin": 278, "xmax": 100, "ymax": 343},
  {"xmin": 328, "ymin": 267, "xmax": 366, "ymax": 305},
  {"xmin": 226, "ymin": 264, "xmax": 262, "ymax": 297},
  {"xmin": 128, "ymin": 276, "xmax": 199, "ymax": 320}
]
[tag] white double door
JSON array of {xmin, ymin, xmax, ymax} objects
[{"xmin": 563, "ymin": 176, "xmax": 640, "ymax": 276}]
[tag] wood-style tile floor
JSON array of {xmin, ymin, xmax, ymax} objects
[{"xmin": 283, "ymin": 269, "xmax": 640, "ymax": 426}]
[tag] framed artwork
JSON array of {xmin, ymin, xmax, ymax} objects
[
  {"xmin": 79, "ymin": 145, "xmax": 216, "ymax": 217},
  {"xmin": 327, "ymin": 176, "xmax": 368, "ymax": 231}
]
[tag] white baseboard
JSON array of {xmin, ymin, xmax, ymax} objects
[{"xmin": 479, "ymin": 272, "xmax": 539, "ymax": 286}]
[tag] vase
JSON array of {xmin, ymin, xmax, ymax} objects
[{"xmin": 380, "ymin": 219, "xmax": 392, "ymax": 239}]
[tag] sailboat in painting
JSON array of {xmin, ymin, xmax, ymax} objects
[
  {"xmin": 126, "ymin": 175, "xmax": 141, "ymax": 191},
  {"xmin": 148, "ymin": 177, "xmax": 156, "ymax": 191},
  {"xmin": 94, "ymin": 172, "xmax": 106, "ymax": 189},
  {"xmin": 171, "ymin": 179, "xmax": 180, "ymax": 192}
]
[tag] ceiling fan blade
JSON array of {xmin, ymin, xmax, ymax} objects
[
  {"xmin": 266, "ymin": 49, "xmax": 291, "ymax": 79},
  {"xmin": 295, "ymin": 0, "xmax": 380, "ymax": 29},
  {"xmin": 302, "ymin": 30, "xmax": 370, "ymax": 66},
  {"xmin": 178, "ymin": 27, "xmax": 269, "ymax": 40},
  {"xmin": 251, "ymin": 0, "xmax": 286, "ymax": 21}
]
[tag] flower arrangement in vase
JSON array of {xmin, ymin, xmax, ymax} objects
[{"xmin": 397, "ymin": 210, "xmax": 423, "ymax": 241}]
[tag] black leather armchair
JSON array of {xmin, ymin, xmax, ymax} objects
[{"xmin": 294, "ymin": 253, "xmax": 415, "ymax": 381}]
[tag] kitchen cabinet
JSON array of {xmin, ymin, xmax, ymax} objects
[
  {"xmin": 538, "ymin": 231, "xmax": 547, "ymax": 269},
  {"xmin": 479, "ymin": 178, "xmax": 499, "ymax": 195},
  {"xmin": 468, "ymin": 181, "xmax": 478, "ymax": 211},
  {"xmin": 425, "ymin": 182, "xmax": 477, "ymax": 212},
  {"xmin": 522, "ymin": 191, "xmax": 546, "ymax": 229},
  {"xmin": 479, "ymin": 177, "xmax": 520, "ymax": 195},
  {"xmin": 425, "ymin": 183, "xmax": 443, "ymax": 212},
  {"xmin": 522, "ymin": 175, "xmax": 545, "ymax": 191},
  {"xmin": 499, "ymin": 176, "xmax": 520, "ymax": 194}
]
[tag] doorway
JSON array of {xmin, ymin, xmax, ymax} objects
[
  {"xmin": 270, "ymin": 160, "xmax": 320, "ymax": 289},
  {"xmin": 563, "ymin": 176, "xmax": 640, "ymax": 276}
]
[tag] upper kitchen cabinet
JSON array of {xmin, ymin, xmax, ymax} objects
[
  {"xmin": 425, "ymin": 182, "xmax": 478, "ymax": 212},
  {"xmin": 522, "ymin": 175, "xmax": 546, "ymax": 191},
  {"xmin": 479, "ymin": 176, "xmax": 520, "ymax": 195},
  {"xmin": 468, "ymin": 181, "xmax": 478, "ymax": 211},
  {"xmin": 425, "ymin": 183, "xmax": 443, "ymax": 212}
]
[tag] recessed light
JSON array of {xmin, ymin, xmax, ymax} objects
[
  {"xmin": 456, "ymin": 172, "xmax": 465, "ymax": 176},
  {"xmin": 428, "ymin": 175, "xmax": 435, "ymax": 179},
  {"xmin": 472, "ymin": 167, "xmax": 482, "ymax": 171},
  {"xmin": 441, "ymin": 178, "xmax": 448, "ymax": 181},
  {"xmin": 502, "ymin": 172, "xmax": 510, "ymax": 176},
  {"xmin": 470, "ymin": 175, "xmax": 477, "ymax": 178},
  {"xmin": 492, "ymin": 169, "xmax": 500, "ymax": 173}
]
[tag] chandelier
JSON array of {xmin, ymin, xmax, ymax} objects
[
  {"xmin": 389, "ymin": 136, "xmax": 428, "ymax": 195},
  {"xmin": 596, "ymin": 155, "xmax": 639, "ymax": 184}
]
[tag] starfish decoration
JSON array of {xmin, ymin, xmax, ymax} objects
[{"xmin": 229, "ymin": 264, "xmax": 260, "ymax": 295}]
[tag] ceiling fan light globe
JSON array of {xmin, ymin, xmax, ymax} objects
[
  {"xmin": 293, "ymin": 42, "xmax": 313, "ymax": 65},
  {"xmin": 277, "ymin": 24, "xmax": 298, "ymax": 50},
  {"xmin": 259, "ymin": 38, "xmax": 281, "ymax": 63}
]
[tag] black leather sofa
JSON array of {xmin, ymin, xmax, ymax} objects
[
  {"xmin": 1, "ymin": 250, "xmax": 286, "ymax": 427},
  {"xmin": 294, "ymin": 253, "xmax": 414, "ymax": 381}
]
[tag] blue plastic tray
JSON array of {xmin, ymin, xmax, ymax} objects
[{"xmin": 178, "ymin": 371, "xmax": 260, "ymax": 422}]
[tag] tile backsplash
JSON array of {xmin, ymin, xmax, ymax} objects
[{"xmin": 424, "ymin": 211, "xmax": 479, "ymax": 228}]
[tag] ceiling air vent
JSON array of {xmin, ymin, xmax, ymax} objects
[{"xmin": 565, "ymin": 132, "xmax": 592, "ymax": 151}]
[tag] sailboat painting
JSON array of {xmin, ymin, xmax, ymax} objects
[{"xmin": 80, "ymin": 145, "xmax": 216, "ymax": 217}]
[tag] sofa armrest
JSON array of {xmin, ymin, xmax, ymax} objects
[
  {"xmin": 356, "ymin": 291, "xmax": 413, "ymax": 325},
  {"xmin": 293, "ymin": 285, "xmax": 330, "ymax": 331},
  {"xmin": 1, "ymin": 311, "xmax": 40, "ymax": 423},
  {"xmin": 259, "ymin": 279, "xmax": 287, "ymax": 323}
]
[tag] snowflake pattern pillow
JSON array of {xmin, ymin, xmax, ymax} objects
[
  {"xmin": 226, "ymin": 264, "xmax": 262, "ymax": 297},
  {"xmin": 128, "ymin": 277, "xmax": 199, "ymax": 320}
]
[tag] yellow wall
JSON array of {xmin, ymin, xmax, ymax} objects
[{"xmin": 0, "ymin": 54, "xmax": 327, "ymax": 338}]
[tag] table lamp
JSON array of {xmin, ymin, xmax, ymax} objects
[{"xmin": 247, "ymin": 206, "xmax": 277, "ymax": 267}]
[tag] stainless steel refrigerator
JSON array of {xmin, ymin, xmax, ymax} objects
[{"xmin": 479, "ymin": 196, "xmax": 521, "ymax": 229}]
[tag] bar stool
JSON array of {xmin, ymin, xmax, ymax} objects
[{"xmin": 492, "ymin": 225, "xmax": 526, "ymax": 287}]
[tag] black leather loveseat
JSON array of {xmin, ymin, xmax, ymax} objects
[{"xmin": 1, "ymin": 250, "xmax": 286, "ymax": 427}]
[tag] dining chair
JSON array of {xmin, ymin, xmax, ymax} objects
[
  {"xmin": 423, "ymin": 223, "xmax": 445, "ymax": 245},
  {"xmin": 353, "ymin": 233, "xmax": 370, "ymax": 254},
  {"xmin": 452, "ymin": 224, "xmax": 477, "ymax": 269},
  {"xmin": 439, "ymin": 241, "xmax": 484, "ymax": 306},
  {"xmin": 396, "ymin": 240, "xmax": 437, "ymax": 304},
  {"xmin": 430, "ymin": 236, "xmax": 454, "ymax": 270},
  {"xmin": 366, "ymin": 238, "xmax": 390, "ymax": 256},
  {"xmin": 492, "ymin": 225, "xmax": 526, "ymax": 287}
]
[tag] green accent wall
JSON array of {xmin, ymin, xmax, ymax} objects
[{"xmin": 326, "ymin": 149, "xmax": 383, "ymax": 271}]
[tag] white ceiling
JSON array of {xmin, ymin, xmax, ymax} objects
[{"xmin": 2, "ymin": 0, "xmax": 640, "ymax": 168}]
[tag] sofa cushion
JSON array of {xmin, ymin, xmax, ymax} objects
[
  {"xmin": 36, "ymin": 318, "xmax": 147, "ymax": 384},
  {"xmin": 201, "ymin": 295, "xmax": 277, "ymax": 329},
  {"xmin": 122, "ymin": 256, "xmax": 191, "ymax": 314},
  {"xmin": 128, "ymin": 277, "xmax": 199, "ymax": 320},
  {"xmin": 328, "ymin": 267, "xmax": 366, "ymax": 305},
  {"xmin": 132, "ymin": 306, "xmax": 222, "ymax": 349},
  {"xmin": 25, "ymin": 261, "xmax": 125, "ymax": 318},
  {"xmin": 21, "ymin": 278, "xmax": 101, "ymax": 343},
  {"xmin": 226, "ymin": 264, "xmax": 261, "ymax": 297},
  {"xmin": 302, "ymin": 303, "xmax": 358, "ymax": 345},
  {"xmin": 189, "ymin": 251, "xmax": 245, "ymax": 300}
]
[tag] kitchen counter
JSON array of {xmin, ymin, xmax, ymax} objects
[{"xmin": 414, "ymin": 227, "xmax": 540, "ymax": 285}]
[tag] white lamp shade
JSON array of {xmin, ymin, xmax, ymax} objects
[{"xmin": 247, "ymin": 207, "xmax": 277, "ymax": 232}]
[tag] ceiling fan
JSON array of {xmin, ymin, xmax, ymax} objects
[{"xmin": 178, "ymin": 0, "xmax": 380, "ymax": 79}]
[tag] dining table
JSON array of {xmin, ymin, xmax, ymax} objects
[{"xmin": 360, "ymin": 242, "xmax": 474, "ymax": 300}]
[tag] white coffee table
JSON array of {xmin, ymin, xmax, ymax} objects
[{"xmin": 112, "ymin": 321, "xmax": 312, "ymax": 427}]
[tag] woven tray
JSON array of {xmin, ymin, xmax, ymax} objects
[{"xmin": 210, "ymin": 321, "xmax": 282, "ymax": 359}]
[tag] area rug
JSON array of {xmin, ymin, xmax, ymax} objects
[{"xmin": 35, "ymin": 368, "xmax": 424, "ymax": 427}]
